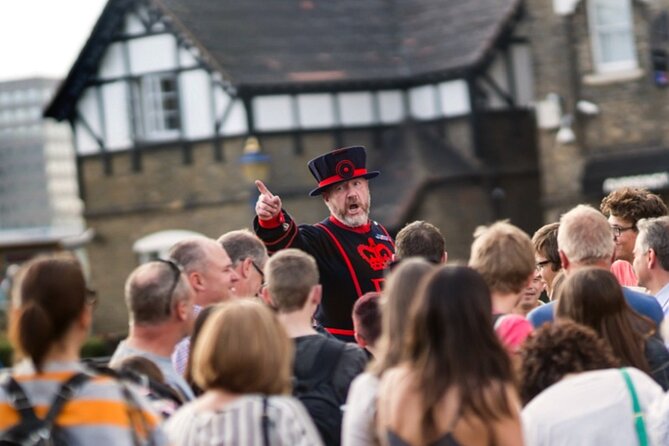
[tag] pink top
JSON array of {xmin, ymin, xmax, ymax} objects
[{"xmin": 611, "ymin": 260, "xmax": 638, "ymax": 287}]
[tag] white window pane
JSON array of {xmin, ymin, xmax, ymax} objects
[
  {"xmin": 599, "ymin": 30, "xmax": 635, "ymax": 64},
  {"xmin": 594, "ymin": 0, "xmax": 628, "ymax": 26}
]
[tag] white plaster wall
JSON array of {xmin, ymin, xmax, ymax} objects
[
  {"xmin": 180, "ymin": 70, "xmax": 214, "ymax": 139},
  {"xmin": 98, "ymin": 43, "xmax": 126, "ymax": 80},
  {"xmin": 75, "ymin": 88, "xmax": 102, "ymax": 154},
  {"xmin": 128, "ymin": 34, "xmax": 178, "ymax": 75},
  {"xmin": 253, "ymin": 95, "xmax": 295, "ymax": 131},
  {"xmin": 378, "ymin": 90, "xmax": 404, "ymax": 124},
  {"xmin": 338, "ymin": 92, "xmax": 374, "ymax": 126},
  {"xmin": 179, "ymin": 47, "xmax": 198, "ymax": 68},
  {"xmin": 124, "ymin": 12, "xmax": 146, "ymax": 35},
  {"xmin": 439, "ymin": 80, "xmax": 471, "ymax": 116},
  {"xmin": 511, "ymin": 44, "xmax": 535, "ymax": 107},
  {"xmin": 221, "ymin": 100, "xmax": 248, "ymax": 135},
  {"xmin": 409, "ymin": 85, "xmax": 438, "ymax": 120},
  {"xmin": 102, "ymin": 81, "xmax": 132, "ymax": 150},
  {"xmin": 297, "ymin": 93, "xmax": 335, "ymax": 129}
]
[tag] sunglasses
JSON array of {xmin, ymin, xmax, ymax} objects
[{"xmin": 155, "ymin": 258, "xmax": 184, "ymax": 315}]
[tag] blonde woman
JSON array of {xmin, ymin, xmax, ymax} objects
[{"xmin": 165, "ymin": 299, "xmax": 323, "ymax": 445}]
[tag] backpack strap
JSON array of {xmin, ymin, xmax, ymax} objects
[
  {"xmin": 3, "ymin": 372, "xmax": 90, "ymax": 428},
  {"xmin": 3, "ymin": 376, "xmax": 39, "ymax": 424},
  {"xmin": 43, "ymin": 373, "xmax": 91, "ymax": 426},
  {"xmin": 306, "ymin": 339, "xmax": 346, "ymax": 387}
]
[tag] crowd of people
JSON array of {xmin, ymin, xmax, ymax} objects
[{"xmin": 2, "ymin": 145, "xmax": 669, "ymax": 445}]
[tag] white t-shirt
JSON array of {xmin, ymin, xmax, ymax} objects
[
  {"xmin": 522, "ymin": 368, "xmax": 663, "ymax": 446},
  {"xmin": 342, "ymin": 372, "xmax": 380, "ymax": 446}
]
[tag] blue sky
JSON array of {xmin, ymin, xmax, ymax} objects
[{"xmin": 0, "ymin": 0, "xmax": 108, "ymax": 81}]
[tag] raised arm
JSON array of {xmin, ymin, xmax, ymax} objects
[{"xmin": 255, "ymin": 180, "xmax": 282, "ymax": 221}]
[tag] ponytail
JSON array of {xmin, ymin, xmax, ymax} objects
[{"xmin": 16, "ymin": 302, "xmax": 54, "ymax": 373}]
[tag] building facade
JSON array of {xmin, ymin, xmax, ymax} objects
[
  {"xmin": 46, "ymin": 0, "xmax": 542, "ymax": 334},
  {"xmin": 0, "ymin": 78, "xmax": 86, "ymax": 269},
  {"xmin": 528, "ymin": 0, "xmax": 669, "ymax": 220}
]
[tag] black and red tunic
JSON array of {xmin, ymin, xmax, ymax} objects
[{"xmin": 254, "ymin": 211, "xmax": 394, "ymax": 337}]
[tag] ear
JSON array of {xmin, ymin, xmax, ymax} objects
[
  {"xmin": 648, "ymin": 248, "xmax": 658, "ymax": 269},
  {"xmin": 310, "ymin": 284, "xmax": 322, "ymax": 306},
  {"xmin": 239, "ymin": 258, "xmax": 253, "ymax": 279},
  {"xmin": 558, "ymin": 250, "xmax": 570, "ymax": 271},
  {"xmin": 260, "ymin": 286, "xmax": 274, "ymax": 307},
  {"xmin": 78, "ymin": 305, "xmax": 93, "ymax": 331},
  {"xmin": 175, "ymin": 298, "xmax": 189, "ymax": 321},
  {"xmin": 354, "ymin": 331, "xmax": 367, "ymax": 349},
  {"xmin": 441, "ymin": 251, "xmax": 448, "ymax": 264},
  {"xmin": 188, "ymin": 271, "xmax": 205, "ymax": 292}
]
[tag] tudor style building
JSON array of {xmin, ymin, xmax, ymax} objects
[{"xmin": 46, "ymin": 0, "xmax": 541, "ymax": 334}]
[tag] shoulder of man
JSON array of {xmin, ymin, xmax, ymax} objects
[
  {"xmin": 623, "ymin": 286, "xmax": 664, "ymax": 325},
  {"xmin": 527, "ymin": 302, "xmax": 555, "ymax": 329}
]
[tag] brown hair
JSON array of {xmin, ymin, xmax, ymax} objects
[
  {"xmin": 556, "ymin": 268, "xmax": 653, "ymax": 373},
  {"xmin": 373, "ymin": 258, "xmax": 435, "ymax": 375},
  {"xmin": 469, "ymin": 221, "xmax": 535, "ymax": 294},
  {"xmin": 403, "ymin": 265, "xmax": 514, "ymax": 441},
  {"xmin": 192, "ymin": 299, "xmax": 293, "ymax": 394},
  {"xmin": 600, "ymin": 187, "xmax": 668, "ymax": 226},
  {"xmin": 532, "ymin": 222, "xmax": 561, "ymax": 272},
  {"xmin": 352, "ymin": 292, "xmax": 382, "ymax": 347},
  {"xmin": 519, "ymin": 320, "xmax": 619, "ymax": 404},
  {"xmin": 265, "ymin": 249, "xmax": 319, "ymax": 312},
  {"xmin": 9, "ymin": 256, "xmax": 87, "ymax": 372},
  {"xmin": 184, "ymin": 304, "xmax": 218, "ymax": 396},
  {"xmin": 394, "ymin": 220, "xmax": 445, "ymax": 264}
]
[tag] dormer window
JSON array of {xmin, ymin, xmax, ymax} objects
[
  {"xmin": 133, "ymin": 74, "xmax": 181, "ymax": 141},
  {"xmin": 588, "ymin": 0, "xmax": 637, "ymax": 73}
]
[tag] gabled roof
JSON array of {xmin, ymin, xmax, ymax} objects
[{"xmin": 46, "ymin": 0, "xmax": 522, "ymax": 120}]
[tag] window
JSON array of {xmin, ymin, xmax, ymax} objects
[
  {"xmin": 588, "ymin": 0, "xmax": 637, "ymax": 73},
  {"xmin": 133, "ymin": 74, "xmax": 181, "ymax": 140}
]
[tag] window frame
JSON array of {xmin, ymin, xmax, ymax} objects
[
  {"xmin": 132, "ymin": 73, "xmax": 181, "ymax": 141},
  {"xmin": 587, "ymin": 0, "xmax": 638, "ymax": 74}
]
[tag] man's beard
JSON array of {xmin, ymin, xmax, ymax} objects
[{"xmin": 328, "ymin": 197, "xmax": 371, "ymax": 227}]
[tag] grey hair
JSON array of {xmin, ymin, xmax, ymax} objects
[
  {"xmin": 217, "ymin": 229, "xmax": 268, "ymax": 267},
  {"xmin": 168, "ymin": 237, "xmax": 213, "ymax": 273},
  {"xmin": 557, "ymin": 205, "xmax": 614, "ymax": 264},
  {"xmin": 124, "ymin": 262, "xmax": 191, "ymax": 325},
  {"xmin": 637, "ymin": 217, "xmax": 669, "ymax": 271}
]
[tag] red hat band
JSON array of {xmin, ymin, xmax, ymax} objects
[{"xmin": 317, "ymin": 168, "xmax": 369, "ymax": 190}]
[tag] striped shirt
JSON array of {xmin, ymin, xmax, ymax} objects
[
  {"xmin": 165, "ymin": 394, "xmax": 323, "ymax": 446},
  {"xmin": 0, "ymin": 360, "xmax": 167, "ymax": 445},
  {"xmin": 172, "ymin": 304, "xmax": 202, "ymax": 376}
]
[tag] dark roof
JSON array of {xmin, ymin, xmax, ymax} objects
[
  {"xmin": 46, "ymin": 0, "xmax": 521, "ymax": 120},
  {"xmin": 159, "ymin": 0, "xmax": 521, "ymax": 87}
]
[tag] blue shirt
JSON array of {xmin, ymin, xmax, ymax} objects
[{"xmin": 528, "ymin": 286, "xmax": 665, "ymax": 328}]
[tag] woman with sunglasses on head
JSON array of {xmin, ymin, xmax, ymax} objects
[
  {"xmin": 376, "ymin": 265, "xmax": 523, "ymax": 446},
  {"xmin": 0, "ymin": 256, "xmax": 166, "ymax": 445}
]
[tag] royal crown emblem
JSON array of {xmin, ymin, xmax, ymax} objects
[{"xmin": 357, "ymin": 238, "xmax": 393, "ymax": 271}]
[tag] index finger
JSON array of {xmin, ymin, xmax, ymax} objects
[{"xmin": 255, "ymin": 180, "xmax": 274, "ymax": 198}]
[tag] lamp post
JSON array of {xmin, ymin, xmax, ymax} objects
[{"xmin": 239, "ymin": 136, "xmax": 271, "ymax": 210}]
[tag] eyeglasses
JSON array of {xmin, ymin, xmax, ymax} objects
[
  {"xmin": 611, "ymin": 225, "xmax": 636, "ymax": 238},
  {"xmin": 249, "ymin": 259, "xmax": 265, "ymax": 287},
  {"xmin": 535, "ymin": 260, "xmax": 551, "ymax": 272},
  {"xmin": 155, "ymin": 259, "xmax": 184, "ymax": 315}
]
